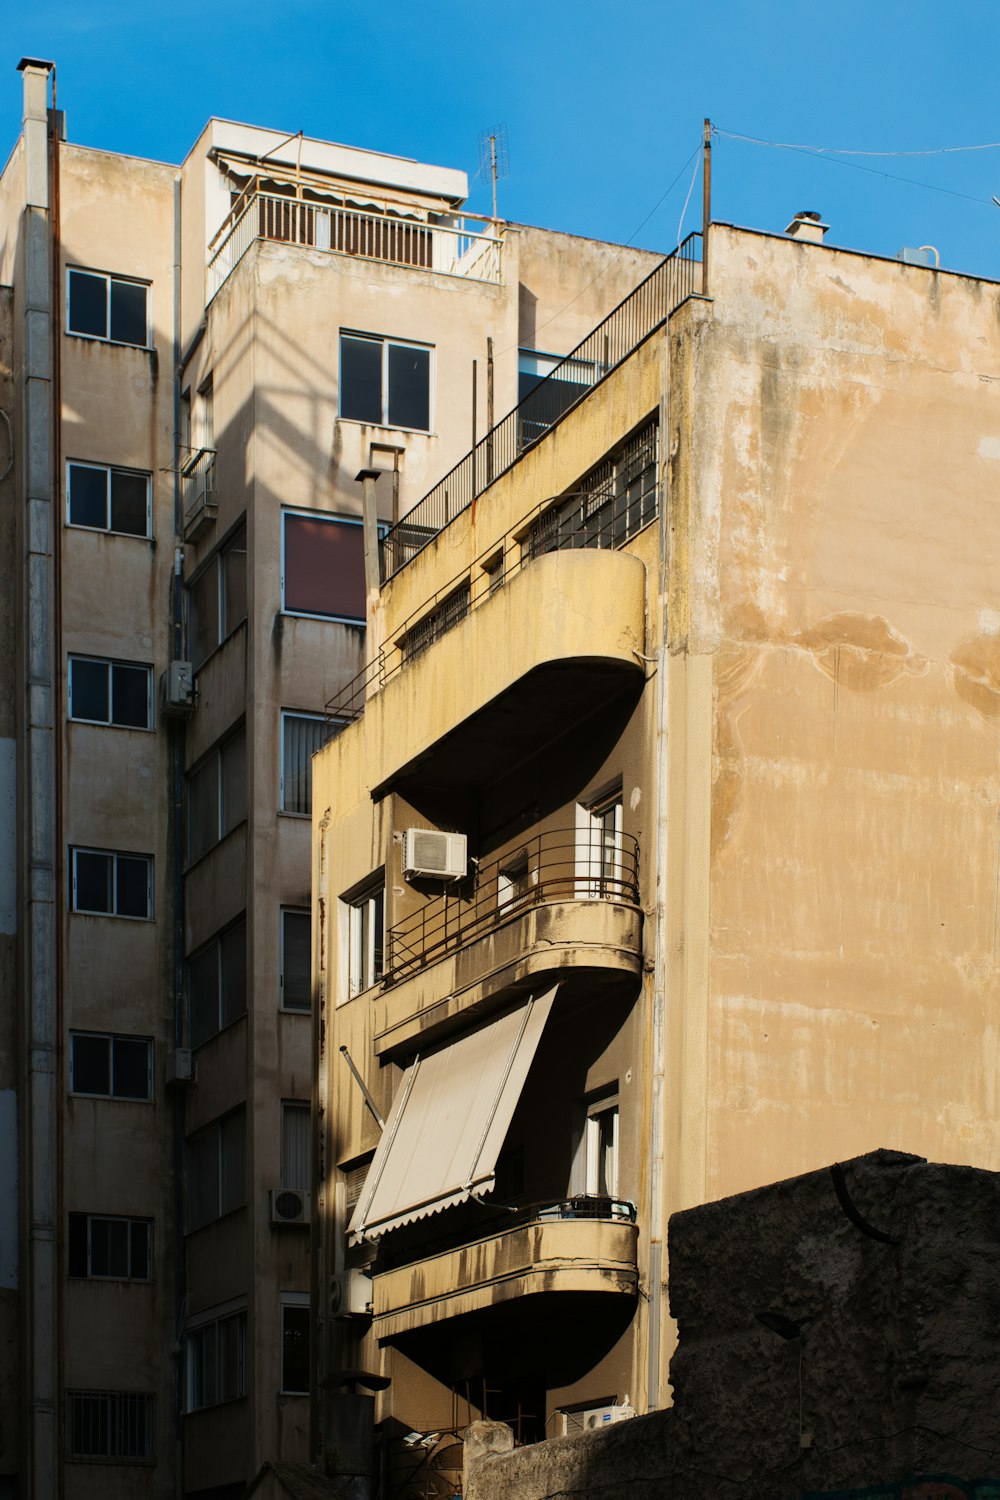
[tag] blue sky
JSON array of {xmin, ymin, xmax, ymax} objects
[{"xmin": 5, "ymin": 0, "xmax": 1000, "ymax": 278}]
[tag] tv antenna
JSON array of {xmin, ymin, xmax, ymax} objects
[{"xmin": 478, "ymin": 124, "xmax": 509, "ymax": 221}]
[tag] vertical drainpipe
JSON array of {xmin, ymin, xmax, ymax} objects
[
  {"xmin": 170, "ymin": 173, "xmax": 187, "ymax": 1500},
  {"xmin": 645, "ymin": 337, "xmax": 672, "ymax": 1412},
  {"xmin": 17, "ymin": 54, "xmax": 58, "ymax": 1500}
]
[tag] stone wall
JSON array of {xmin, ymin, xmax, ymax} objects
[{"xmin": 468, "ymin": 1151, "xmax": 1000, "ymax": 1499}]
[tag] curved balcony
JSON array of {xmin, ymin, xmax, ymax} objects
[
  {"xmin": 364, "ymin": 547, "xmax": 646, "ymax": 801},
  {"xmin": 372, "ymin": 1197, "xmax": 639, "ymax": 1341},
  {"xmin": 374, "ymin": 828, "xmax": 643, "ymax": 1055}
]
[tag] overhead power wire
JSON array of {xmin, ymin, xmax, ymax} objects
[
  {"xmin": 713, "ymin": 125, "xmax": 996, "ymax": 208},
  {"xmin": 495, "ymin": 139, "xmax": 702, "ymax": 359},
  {"xmin": 714, "ymin": 127, "xmax": 1000, "ymax": 158}
]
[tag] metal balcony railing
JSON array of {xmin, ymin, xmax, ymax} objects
[
  {"xmin": 379, "ymin": 232, "xmax": 701, "ymax": 581},
  {"xmin": 325, "ymin": 431, "xmax": 660, "ymax": 728},
  {"xmin": 385, "ymin": 827, "xmax": 640, "ymax": 984},
  {"xmin": 181, "ymin": 447, "xmax": 216, "ymax": 514},
  {"xmin": 207, "ymin": 187, "xmax": 504, "ymax": 300},
  {"xmin": 378, "ymin": 1195, "xmax": 637, "ymax": 1273}
]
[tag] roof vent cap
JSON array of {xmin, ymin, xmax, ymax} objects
[{"xmin": 785, "ymin": 210, "xmax": 829, "ymax": 244}]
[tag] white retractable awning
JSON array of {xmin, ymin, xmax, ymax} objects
[{"xmin": 347, "ymin": 987, "xmax": 557, "ymax": 1244}]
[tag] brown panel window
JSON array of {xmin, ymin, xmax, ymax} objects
[{"xmin": 282, "ymin": 513, "xmax": 366, "ymax": 622}]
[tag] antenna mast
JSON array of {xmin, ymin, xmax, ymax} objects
[{"xmin": 478, "ymin": 124, "xmax": 510, "ymax": 222}]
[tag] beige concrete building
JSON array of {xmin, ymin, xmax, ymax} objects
[
  {"xmin": 0, "ymin": 59, "xmax": 659, "ymax": 1500},
  {"xmin": 312, "ymin": 206, "xmax": 1000, "ymax": 1490}
]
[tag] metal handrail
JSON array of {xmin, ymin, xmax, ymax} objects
[
  {"xmin": 377, "ymin": 1195, "xmax": 637, "ymax": 1273},
  {"xmin": 385, "ymin": 827, "xmax": 640, "ymax": 984},
  {"xmin": 379, "ymin": 231, "xmax": 701, "ymax": 581},
  {"xmin": 325, "ymin": 467, "xmax": 660, "ymax": 726}
]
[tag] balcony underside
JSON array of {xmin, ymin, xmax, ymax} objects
[
  {"xmin": 379, "ymin": 660, "xmax": 643, "ymax": 804},
  {"xmin": 369, "ymin": 548, "xmax": 647, "ymax": 801},
  {"xmin": 375, "ymin": 898, "xmax": 642, "ymax": 1057},
  {"xmin": 373, "ymin": 1216, "xmax": 638, "ymax": 1344}
]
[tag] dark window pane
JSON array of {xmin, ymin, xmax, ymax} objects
[
  {"xmin": 68, "ymin": 270, "xmax": 107, "ymax": 337},
  {"xmin": 130, "ymin": 1220, "xmax": 150, "ymax": 1279},
  {"xmin": 68, "ymin": 1213, "xmax": 88, "ymax": 1276},
  {"xmin": 220, "ymin": 733, "xmax": 246, "ymax": 835},
  {"xmin": 105, "ymin": 1218, "xmax": 129, "ymax": 1278},
  {"xmin": 68, "ymin": 464, "xmax": 107, "ymax": 529},
  {"xmin": 115, "ymin": 856, "xmax": 149, "ymax": 918},
  {"xmin": 111, "ymin": 663, "xmax": 149, "ymax": 728},
  {"xmin": 188, "ymin": 944, "xmax": 220, "ymax": 1048},
  {"xmin": 220, "ymin": 1314, "xmax": 243, "ymax": 1401},
  {"xmin": 70, "ymin": 659, "xmax": 109, "ymax": 722},
  {"xmin": 282, "ymin": 911, "xmax": 311, "ymax": 1011},
  {"xmin": 283, "ymin": 515, "xmax": 365, "ymax": 621},
  {"xmin": 340, "ymin": 336, "xmax": 382, "ymax": 422},
  {"xmin": 282, "ymin": 1305, "xmax": 310, "ymax": 1393},
  {"xmin": 89, "ymin": 1218, "xmax": 110, "ymax": 1276},
  {"xmin": 72, "ymin": 1033, "xmax": 110, "ymax": 1094},
  {"xmin": 188, "ymin": 564, "xmax": 219, "ymax": 672},
  {"xmin": 112, "ymin": 1037, "xmax": 150, "ymax": 1100},
  {"xmin": 75, "ymin": 851, "xmax": 112, "ymax": 913},
  {"xmin": 388, "ymin": 343, "xmax": 429, "ymax": 430},
  {"xmin": 187, "ymin": 757, "xmax": 219, "ymax": 863},
  {"xmin": 187, "ymin": 1128, "xmax": 220, "ymax": 1231},
  {"xmin": 221, "ymin": 524, "xmax": 247, "ymax": 636},
  {"xmin": 220, "ymin": 1112, "xmax": 245, "ymax": 1214},
  {"xmin": 109, "ymin": 469, "xmax": 148, "ymax": 536},
  {"xmin": 219, "ymin": 922, "xmax": 247, "ymax": 1029},
  {"xmin": 109, "ymin": 280, "xmax": 147, "ymax": 346}
]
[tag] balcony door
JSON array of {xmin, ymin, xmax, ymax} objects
[{"xmin": 577, "ymin": 790, "xmax": 623, "ymax": 898}]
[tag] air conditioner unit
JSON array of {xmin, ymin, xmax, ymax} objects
[
  {"xmin": 566, "ymin": 1398, "xmax": 638, "ymax": 1434},
  {"xmin": 183, "ymin": 488, "xmax": 218, "ymax": 543},
  {"xmin": 269, "ymin": 1188, "xmax": 311, "ymax": 1227},
  {"xmin": 402, "ymin": 829, "xmax": 468, "ymax": 882},
  {"xmin": 165, "ymin": 1048, "xmax": 193, "ymax": 1086},
  {"xmin": 330, "ymin": 1268, "xmax": 373, "ymax": 1319},
  {"xmin": 159, "ymin": 660, "xmax": 194, "ymax": 717}
]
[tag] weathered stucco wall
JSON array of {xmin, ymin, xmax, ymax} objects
[{"xmin": 668, "ymin": 228, "xmax": 1000, "ymax": 1208}]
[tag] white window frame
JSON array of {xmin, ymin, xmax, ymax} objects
[
  {"xmin": 345, "ymin": 877, "xmax": 385, "ymax": 999},
  {"xmin": 576, "ymin": 787, "xmax": 623, "ymax": 898},
  {"xmin": 280, "ymin": 907, "xmax": 311, "ymax": 1013},
  {"xmin": 69, "ymin": 847, "xmax": 153, "ymax": 920},
  {"xmin": 497, "ymin": 848, "xmax": 535, "ymax": 914},
  {"xmin": 68, "ymin": 1031, "xmax": 153, "ymax": 1101},
  {"xmin": 585, "ymin": 1094, "xmax": 619, "ymax": 1198},
  {"xmin": 184, "ymin": 1299, "xmax": 247, "ymax": 1412},
  {"xmin": 339, "ymin": 331, "xmax": 433, "ymax": 433},
  {"xmin": 279, "ymin": 1292, "xmax": 310, "ymax": 1396},
  {"xmin": 66, "ymin": 266, "xmax": 151, "ymax": 348},
  {"xmin": 65, "ymin": 460, "xmax": 152, "ymax": 539},
  {"xmin": 68, "ymin": 1212, "xmax": 153, "ymax": 1281},
  {"xmin": 68, "ymin": 655, "xmax": 153, "ymax": 730}
]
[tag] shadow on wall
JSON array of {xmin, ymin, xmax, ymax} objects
[{"xmin": 466, "ymin": 1150, "xmax": 1000, "ymax": 1500}]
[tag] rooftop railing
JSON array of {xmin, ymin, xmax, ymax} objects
[
  {"xmin": 379, "ymin": 231, "xmax": 701, "ymax": 581},
  {"xmin": 385, "ymin": 825, "xmax": 640, "ymax": 984},
  {"xmin": 207, "ymin": 187, "xmax": 504, "ymax": 300}
]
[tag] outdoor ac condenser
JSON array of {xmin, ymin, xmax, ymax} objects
[{"xmin": 402, "ymin": 829, "xmax": 468, "ymax": 882}]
